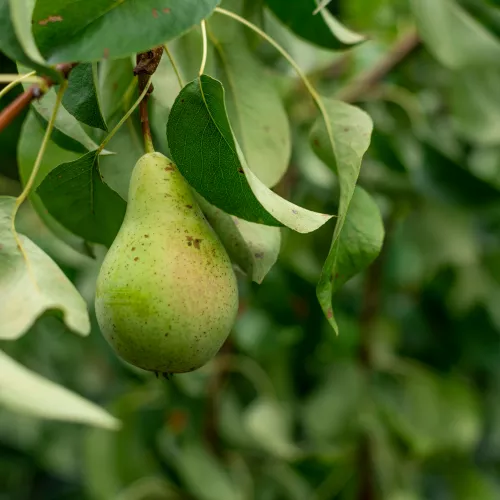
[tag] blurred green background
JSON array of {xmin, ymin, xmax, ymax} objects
[{"xmin": 2, "ymin": 0, "xmax": 500, "ymax": 499}]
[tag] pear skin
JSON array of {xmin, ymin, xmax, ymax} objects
[{"xmin": 95, "ymin": 153, "xmax": 238, "ymax": 373}]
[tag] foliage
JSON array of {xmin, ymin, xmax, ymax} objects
[{"xmin": 1, "ymin": 0, "xmax": 500, "ymax": 498}]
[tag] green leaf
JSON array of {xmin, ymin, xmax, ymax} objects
[
  {"xmin": 310, "ymin": 98, "xmax": 374, "ymax": 331},
  {"xmin": 18, "ymin": 112, "xmax": 91, "ymax": 256},
  {"xmin": 63, "ymin": 63, "xmax": 107, "ymax": 131},
  {"xmin": 174, "ymin": 441, "xmax": 244, "ymax": 500},
  {"xmin": 0, "ymin": 350, "xmax": 119, "ymax": 429},
  {"xmin": 198, "ymin": 196, "xmax": 281, "ymax": 283},
  {"xmin": 319, "ymin": 187, "xmax": 384, "ymax": 317},
  {"xmin": 33, "ymin": 0, "xmax": 221, "ymax": 63},
  {"xmin": 410, "ymin": 0, "xmax": 500, "ymax": 69},
  {"xmin": 0, "ymin": 196, "xmax": 90, "ymax": 340},
  {"xmin": 450, "ymin": 67, "xmax": 500, "ymax": 145},
  {"xmin": 375, "ymin": 363, "xmax": 480, "ymax": 457},
  {"xmin": 243, "ymin": 398, "xmax": 300, "ymax": 459},
  {"xmin": 37, "ymin": 151, "xmax": 126, "ymax": 247},
  {"xmin": 167, "ymin": 75, "xmax": 333, "ymax": 232},
  {"xmin": 0, "ymin": 0, "xmax": 60, "ymax": 80},
  {"xmin": 18, "ymin": 64, "xmax": 101, "ymax": 152},
  {"xmin": 265, "ymin": 0, "xmax": 365, "ymax": 50},
  {"xmin": 208, "ymin": 20, "xmax": 291, "ymax": 187},
  {"xmin": 302, "ymin": 362, "xmax": 363, "ymax": 442}
]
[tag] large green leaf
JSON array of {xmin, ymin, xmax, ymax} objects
[
  {"xmin": 208, "ymin": 20, "xmax": 291, "ymax": 187},
  {"xmin": 410, "ymin": 0, "xmax": 500, "ymax": 69},
  {"xmin": 0, "ymin": 196, "xmax": 90, "ymax": 340},
  {"xmin": 32, "ymin": 0, "xmax": 221, "ymax": 63},
  {"xmin": 167, "ymin": 75, "xmax": 333, "ymax": 232},
  {"xmin": 0, "ymin": 0, "xmax": 60, "ymax": 80},
  {"xmin": 0, "ymin": 350, "xmax": 119, "ymax": 429},
  {"xmin": 18, "ymin": 112, "xmax": 91, "ymax": 255},
  {"xmin": 310, "ymin": 98, "xmax": 375, "ymax": 332},
  {"xmin": 63, "ymin": 63, "xmax": 107, "ymax": 131},
  {"xmin": 265, "ymin": 0, "xmax": 365, "ymax": 50},
  {"xmin": 37, "ymin": 151, "xmax": 126, "ymax": 247}
]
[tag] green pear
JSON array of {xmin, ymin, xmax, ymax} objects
[{"xmin": 95, "ymin": 152, "xmax": 238, "ymax": 374}]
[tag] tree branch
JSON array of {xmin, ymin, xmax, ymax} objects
[
  {"xmin": 357, "ymin": 212, "xmax": 397, "ymax": 500},
  {"xmin": 0, "ymin": 63, "xmax": 76, "ymax": 134},
  {"xmin": 337, "ymin": 29, "xmax": 420, "ymax": 103}
]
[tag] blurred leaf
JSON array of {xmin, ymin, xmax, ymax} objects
[
  {"xmin": 265, "ymin": 0, "xmax": 365, "ymax": 49},
  {"xmin": 0, "ymin": 196, "xmax": 90, "ymax": 340},
  {"xmin": 411, "ymin": 0, "xmax": 500, "ymax": 69},
  {"xmin": 167, "ymin": 75, "xmax": 333, "ymax": 232},
  {"xmin": 419, "ymin": 143, "xmax": 500, "ymax": 207},
  {"xmin": 451, "ymin": 67, "xmax": 500, "ymax": 145},
  {"xmin": 322, "ymin": 186, "xmax": 384, "ymax": 297},
  {"xmin": 376, "ymin": 363, "xmax": 480, "ymax": 457},
  {"xmin": 32, "ymin": 0, "xmax": 220, "ymax": 63},
  {"xmin": 243, "ymin": 397, "xmax": 300, "ymax": 459},
  {"xmin": 448, "ymin": 467, "xmax": 500, "ymax": 500},
  {"xmin": 0, "ymin": 350, "xmax": 119, "ymax": 429},
  {"xmin": 310, "ymin": 99, "xmax": 374, "ymax": 332},
  {"xmin": 199, "ymin": 196, "xmax": 281, "ymax": 283},
  {"xmin": 303, "ymin": 363, "xmax": 364, "ymax": 442},
  {"xmin": 0, "ymin": 0, "xmax": 60, "ymax": 80},
  {"xmin": 63, "ymin": 63, "xmax": 108, "ymax": 131},
  {"xmin": 209, "ymin": 20, "xmax": 291, "ymax": 187},
  {"xmin": 175, "ymin": 441, "xmax": 244, "ymax": 500},
  {"xmin": 18, "ymin": 112, "xmax": 91, "ymax": 255},
  {"xmin": 37, "ymin": 150, "xmax": 126, "ymax": 247}
]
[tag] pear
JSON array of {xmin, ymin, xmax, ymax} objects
[{"xmin": 95, "ymin": 152, "xmax": 238, "ymax": 374}]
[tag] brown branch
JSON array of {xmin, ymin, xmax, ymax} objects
[
  {"xmin": 0, "ymin": 63, "xmax": 76, "ymax": 134},
  {"xmin": 357, "ymin": 212, "xmax": 397, "ymax": 500},
  {"xmin": 337, "ymin": 29, "xmax": 420, "ymax": 103},
  {"xmin": 134, "ymin": 47, "xmax": 163, "ymax": 153}
]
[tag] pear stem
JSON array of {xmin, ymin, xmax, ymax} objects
[{"xmin": 133, "ymin": 48, "xmax": 164, "ymax": 154}]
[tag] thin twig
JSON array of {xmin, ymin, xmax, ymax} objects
[
  {"xmin": 199, "ymin": 20, "xmax": 208, "ymax": 76},
  {"xmin": 134, "ymin": 47, "xmax": 163, "ymax": 154},
  {"xmin": 337, "ymin": 29, "xmax": 420, "ymax": 103},
  {"xmin": 0, "ymin": 62, "xmax": 76, "ymax": 133},
  {"xmin": 10, "ymin": 81, "xmax": 68, "ymax": 288},
  {"xmin": 98, "ymin": 76, "xmax": 153, "ymax": 153},
  {"xmin": 163, "ymin": 45, "xmax": 184, "ymax": 88},
  {"xmin": 0, "ymin": 72, "xmax": 40, "ymax": 86}
]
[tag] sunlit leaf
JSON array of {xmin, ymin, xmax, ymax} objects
[
  {"xmin": 0, "ymin": 350, "xmax": 119, "ymax": 429},
  {"xmin": 0, "ymin": 197, "xmax": 90, "ymax": 339}
]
